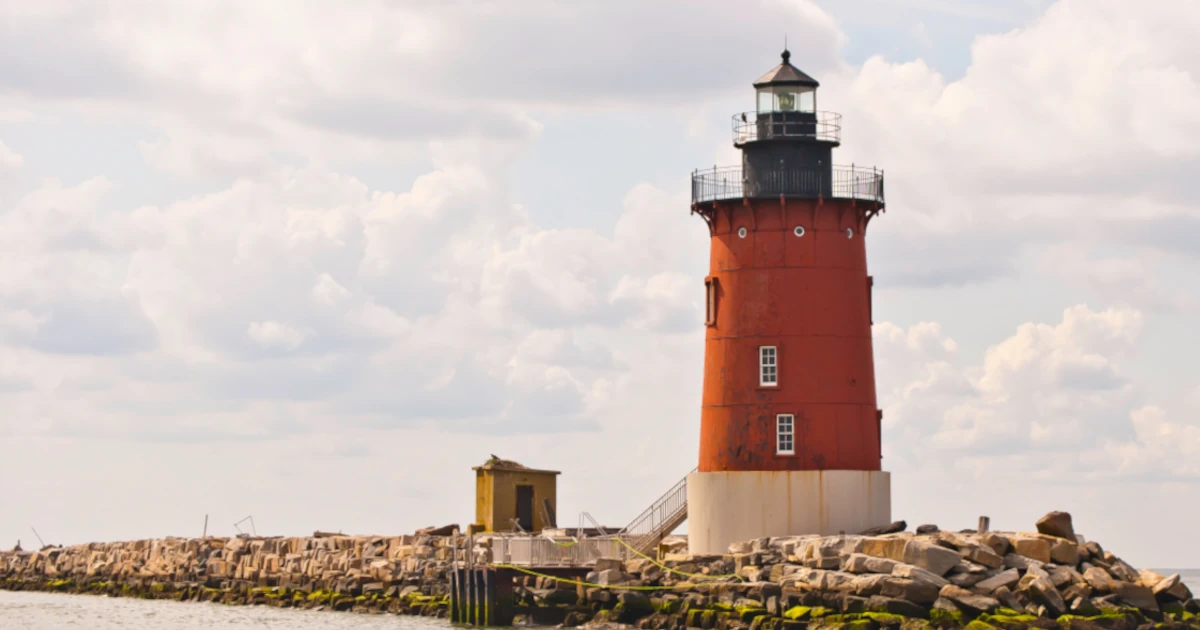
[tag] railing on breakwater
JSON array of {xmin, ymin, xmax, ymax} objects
[{"xmin": 490, "ymin": 536, "xmax": 630, "ymax": 567}]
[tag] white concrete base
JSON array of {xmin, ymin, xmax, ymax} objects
[{"xmin": 686, "ymin": 470, "xmax": 891, "ymax": 556}]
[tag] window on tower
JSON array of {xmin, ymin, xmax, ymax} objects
[
  {"xmin": 776, "ymin": 414, "xmax": 795, "ymax": 455},
  {"xmin": 759, "ymin": 346, "xmax": 777, "ymax": 386},
  {"xmin": 867, "ymin": 276, "xmax": 874, "ymax": 326},
  {"xmin": 704, "ymin": 277, "xmax": 717, "ymax": 327}
]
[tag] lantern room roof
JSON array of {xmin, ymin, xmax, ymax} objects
[{"xmin": 753, "ymin": 49, "xmax": 820, "ymax": 89}]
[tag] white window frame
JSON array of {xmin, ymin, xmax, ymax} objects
[
  {"xmin": 776, "ymin": 414, "xmax": 795, "ymax": 455},
  {"xmin": 759, "ymin": 346, "xmax": 777, "ymax": 386}
]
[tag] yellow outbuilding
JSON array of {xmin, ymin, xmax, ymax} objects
[{"xmin": 473, "ymin": 456, "xmax": 559, "ymax": 533}]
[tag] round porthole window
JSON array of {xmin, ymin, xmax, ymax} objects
[
  {"xmin": 737, "ymin": 227, "xmax": 748, "ymax": 239},
  {"xmin": 846, "ymin": 228, "xmax": 854, "ymax": 239},
  {"xmin": 793, "ymin": 226, "xmax": 806, "ymax": 237}
]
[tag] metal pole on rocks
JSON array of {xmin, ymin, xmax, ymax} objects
[
  {"xmin": 30, "ymin": 527, "xmax": 46, "ymax": 548},
  {"xmin": 977, "ymin": 516, "xmax": 991, "ymax": 534},
  {"xmin": 233, "ymin": 515, "xmax": 257, "ymax": 537},
  {"xmin": 202, "ymin": 514, "xmax": 209, "ymax": 538}
]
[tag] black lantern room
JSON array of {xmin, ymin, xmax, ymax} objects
[{"xmin": 734, "ymin": 50, "xmax": 841, "ymax": 199}]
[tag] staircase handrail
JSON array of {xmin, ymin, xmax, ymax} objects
[{"xmin": 618, "ymin": 467, "xmax": 696, "ymax": 541}]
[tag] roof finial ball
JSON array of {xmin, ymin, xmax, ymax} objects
[{"xmin": 781, "ymin": 48, "xmax": 791, "ymax": 64}]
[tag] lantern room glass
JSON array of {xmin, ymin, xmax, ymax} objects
[{"xmin": 756, "ymin": 85, "xmax": 816, "ymax": 114}]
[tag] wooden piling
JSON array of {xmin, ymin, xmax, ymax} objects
[
  {"xmin": 450, "ymin": 566, "xmax": 515, "ymax": 626},
  {"xmin": 463, "ymin": 564, "xmax": 472, "ymax": 624},
  {"xmin": 482, "ymin": 569, "xmax": 491, "ymax": 626},
  {"xmin": 449, "ymin": 569, "xmax": 459, "ymax": 623},
  {"xmin": 477, "ymin": 568, "xmax": 486, "ymax": 626},
  {"xmin": 458, "ymin": 568, "xmax": 469, "ymax": 624},
  {"xmin": 494, "ymin": 567, "xmax": 515, "ymax": 626}
]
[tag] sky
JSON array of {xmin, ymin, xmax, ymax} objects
[{"xmin": 0, "ymin": 0, "xmax": 1198, "ymax": 569}]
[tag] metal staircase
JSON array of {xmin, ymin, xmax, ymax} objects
[{"xmin": 614, "ymin": 468, "xmax": 697, "ymax": 554}]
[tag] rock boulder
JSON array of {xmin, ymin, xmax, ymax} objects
[
  {"xmin": 975, "ymin": 568, "xmax": 1020, "ymax": 593},
  {"xmin": 1035, "ymin": 511, "xmax": 1076, "ymax": 541},
  {"xmin": 892, "ymin": 563, "xmax": 951, "ymax": 588},
  {"xmin": 1009, "ymin": 537, "xmax": 1051, "ymax": 564},
  {"xmin": 939, "ymin": 584, "xmax": 999, "ymax": 614},
  {"xmin": 1113, "ymin": 582, "xmax": 1159, "ymax": 613},
  {"xmin": 901, "ymin": 540, "xmax": 961, "ymax": 576},
  {"xmin": 879, "ymin": 577, "xmax": 939, "ymax": 604},
  {"xmin": 858, "ymin": 521, "xmax": 908, "ymax": 536}
]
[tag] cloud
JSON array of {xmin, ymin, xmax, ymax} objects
[
  {"xmin": 0, "ymin": 138, "xmax": 22, "ymax": 172},
  {"xmin": 1100, "ymin": 406, "xmax": 1200, "ymax": 480},
  {"xmin": 246, "ymin": 321, "xmax": 312, "ymax": 350},
  {"xmin": 1039, "ymin": 244, "xmax": 1200, "ymax": 313},
  {"xmin": 873, "ymin": 305, "xmax": 1200, "ymax": 484},
  {"xmin": 823, "ymin": 0, "xmax": 1200, "ymax": 287},
  {"xmin": 0, "ymin": 0, "xmax": 1198, "ymax": 569},
  {"xmin": 0, "ymin": 1, "xmax": 846, "ymax": 177},
  {"xmin": 0, "ymin": 143, "xmax": 709, "ymax": 443}
]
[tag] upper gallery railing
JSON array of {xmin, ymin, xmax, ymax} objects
[
  {"xmin": 691, "ymin": 164, "xmax": 885, "ymax": 204},
  {"xmin": 732, "ymin": 111, "xmax": 842, "ymax": 145}
]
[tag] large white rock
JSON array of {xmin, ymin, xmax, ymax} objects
[{"xmin": 900, "ymin": 540, "xmax": 961, "ymax": 576}]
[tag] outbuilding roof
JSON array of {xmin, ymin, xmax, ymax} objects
[{"xmin": 473, "ymin": 455, "xmax": 560, "ymax": 475}]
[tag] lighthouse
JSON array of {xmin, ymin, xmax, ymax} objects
[{"xmin": 686, "ymin": 51, "xmax": 891, "ymax": 555}]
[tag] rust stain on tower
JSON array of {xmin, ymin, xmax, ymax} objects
[{"xmin": 691, "ymin": 49, "xmax": 886, "ymax": 474}]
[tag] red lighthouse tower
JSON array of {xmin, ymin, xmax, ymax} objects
[{"xmin": 686, "ymin": 51, "xmax": 891, "ymax": 554}]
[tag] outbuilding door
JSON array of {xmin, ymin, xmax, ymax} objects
[{"xmin": 516, "ymin": 485, "xmax": 534, "ymax": 531}]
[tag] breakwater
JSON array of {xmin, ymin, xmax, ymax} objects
[
  {"xmin": 481, "ymin": 515, "xmax": 1200, "ymax": 629},
  {"xmin": 3, "ymin": 512, "xmax": 1200, "ymax": 629},
  {"xmin": 0, "ymin": 531, "xmax": 459, "ymax": 616}
]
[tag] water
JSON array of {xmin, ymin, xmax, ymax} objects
[
  {"xmin": 0, "ymin": 591, "xmax": 451, "ymax": 629},
  {"xmin": 2, "ymin": 573, "xmax": 1198, "ymax": 627}
]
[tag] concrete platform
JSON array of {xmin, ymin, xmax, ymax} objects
[{"xmin": 686, "ymin": 469, "xmax": 891, "ymax": 555}]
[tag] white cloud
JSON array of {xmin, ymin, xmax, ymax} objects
[
  {"xmin": 0, "ymin": 1, "xmax": 846, "ymax": 177},
  {"xmin": 246, "ymin": 321, "xmax": 312, "ymax": 350},
  {"xmin": 0, "ymin": 308, "xmax": 44, "ymax": 335},
  {"xmin": 0, "ymin": 143, "xmax": 705, "ymax": 445},
  {"xmin": 875, "ymin": 305, "xmax": 1194, "ymax": 481},
  {"xmin": 823, "ymin": 0, "xmax": 1200, "ymax": 290},
  {"xmin": 1102, "ymin": 406, "xmax": 1200, "ymax": 479},
  {"xmin": 1039, "ymin": 244, "xmax": 1200, "ymax": 313},
  {"xmin": 311, "ymin": 273, "xmax": 351, "ymax": 306},
  {"xmin": 0, "ymin": 138, "xmax": 22, "ymax": 172}
]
